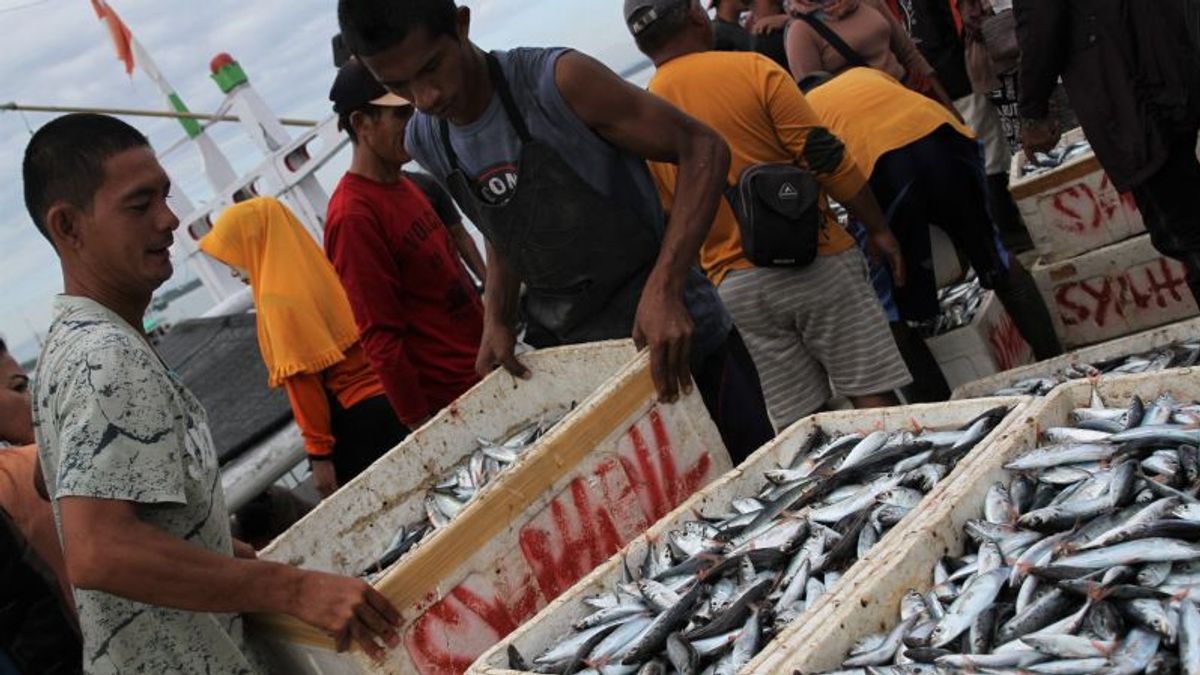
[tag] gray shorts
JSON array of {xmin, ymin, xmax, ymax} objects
[{"xmin": 717, "ymin": 249, "xmax": 912, "ymax": 430}]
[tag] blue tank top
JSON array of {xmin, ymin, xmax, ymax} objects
[{"xmin": 406, "ymin": 47, "xmax": 731, "ymax": 359}]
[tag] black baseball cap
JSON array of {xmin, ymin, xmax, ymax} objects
[
  {"xmin": 624, "ymin": 0, "xmax": 691, "ymax": 36},
  {"xmin": 329, "ymin": 59, "xmax": 411, "ymax": 116}
]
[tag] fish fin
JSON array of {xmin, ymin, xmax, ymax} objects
[
  {"xmin": 1085, "ymin": 581, "xmax": 1112, "ymax": 603},
  {"xmin": 1091, "ymin": 638, "xmax": 1115, "ymax": 658}
]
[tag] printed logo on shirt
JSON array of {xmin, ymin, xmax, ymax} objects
[
  {"xmin": 403, "ymin": 210, "xmax": 444, "ymax": 251},
  {"xmin": 474, "ymin": 162, "xmax": 519, "ymax": 206}
]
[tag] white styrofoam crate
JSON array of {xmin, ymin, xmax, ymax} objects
[
  {"xmin": 1009, "ymin": 127, "xmax": 1144, "ymax": 263},
  {"xmin": 249, "ymin": 342, "xmax": 733, "ymax": 675},
  {"xmin": 758, "ymin": 369, "xmax": 1200, "ymax": 674},
  {"xmin": 468, "ymin": 397, "xmax": 1030, "ymax": 675},
  {"xmin": 924, "ymin": 290, "xmax": 1034, "ymax": 391},
  {"xmin": 952, "ymin": 315, "xmax": 1200, "ymax": 399},
  {"xmin": 1031, "ymin": 233, "xmax": 1199, "ymax": 349}
]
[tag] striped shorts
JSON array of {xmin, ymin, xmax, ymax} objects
[{"xmin": 717, "ymin": 249, "xmax": 912, "ymax": 430}]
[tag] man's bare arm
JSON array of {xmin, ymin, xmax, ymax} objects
[
  {"xmin": 476, "ymin": 240, "xmax": 527, "ymax": 378},
  {"xmin": 842, "ymin": 187, "xmax": 906, "ymax": 287},
  {"xmin": 446, "ymin": 221, "xmax": 488, "ymax": 284},
  {"xmin": 59, "ymin": 496, "xmax": 400, "ymax": 658},
  {"xmin": 554, "ymin": 51, "xmax": 731, "ymax": 401}
]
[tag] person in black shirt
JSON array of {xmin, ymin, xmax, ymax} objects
[
  {"xmin": 906, "ymin": 0, "xmax": 1032, "ymax": 252},
  {"xmin": 906, "ymin": 0, "xmax": 970, "ymax": 100},
  {"xmin": 748, "ymin": 0, "xmax": 791, "ymax": 69},
  {"xmin": 0, "ymin": 515, "xmax": 81, "ymax": 675},
  {"xmin": 710, "ymin": 0, "xmax": 751, "ymax": 51},
  {"xmin": 0, "ymin": 335, "xmax": 81, "ymax": 675},
  {"xmin": 1017, "ymin": 0, "xmax": 1200, "ymax": 303}
]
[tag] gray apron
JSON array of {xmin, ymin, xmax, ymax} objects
[{"xmin": 438, "ymin": 53, "xmax": 660, "ymax": 347}]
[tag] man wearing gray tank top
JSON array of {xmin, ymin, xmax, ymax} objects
[{"xmin": 337, "ymin": 0, "xmax": 774, "ymax": 464}]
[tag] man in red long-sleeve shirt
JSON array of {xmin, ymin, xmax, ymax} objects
[{"xmin": 325, "ymin": 59, "xmax": 484, "ymax": 427}]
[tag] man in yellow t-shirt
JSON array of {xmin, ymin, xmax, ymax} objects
[
  {"xmin": 626, "ymin": 0, "xmax": 912, "ymax": 430},
  {"xmin": 803, "ymin": 67, "xmax": 1062, "ymax": 363}
]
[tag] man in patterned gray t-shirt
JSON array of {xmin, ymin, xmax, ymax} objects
[{"xmin": 23, "ymin": 114, "xmax": 403, "ymax": 673}]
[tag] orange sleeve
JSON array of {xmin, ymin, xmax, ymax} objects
[
  {"xmin": 283, "ymin": 373, "xmax": 335, "ymax": 458},
  {"xmin": 762, "ymin": 60, "xmax": 867, "ymax": 203}
]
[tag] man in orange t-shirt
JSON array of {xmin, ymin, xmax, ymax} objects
[
  {"xmin": 804, "ymin": 67, "xmax": 1061, "ymax": 365},
  {"xmin": 628, "ymin": 0, "xmax": 912, "ymax": 430}
]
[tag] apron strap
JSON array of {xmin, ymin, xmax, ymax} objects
[{"xmin": 439, "ymin": 51, "xmax": 533, "ymax": 174}]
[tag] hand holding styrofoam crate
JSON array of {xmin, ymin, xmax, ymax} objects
[
  {"xmin": 1009, "ymin": 128, "xmax": 1145, "ymax": 262},
  {"xmin": 249, "ymin": 342, "xmax": 733, "ymax": 675}
]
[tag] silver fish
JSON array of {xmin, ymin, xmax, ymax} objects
[
  {"xmin": 1105, "ymin": 628, "xmax": 1162, "ymax": 675},
  {"xmin": 588, "ymin": 615, "xmax": 655, "ymax": 665},
  {"xmin": 1181, "ymin": 600, "xmax": 1200, "ymax": 675},
  {"xmin": 364, "ymin": 412, "xmax": 565, "ymax": 579},
  {"xmin": 544, "ymin": 414, "xmax": 1007, "ymax": 672},
  {"xmin": 1005, "ymin": 443, "xmax": 1120, "ymax": 471},
  {"xmin": 825, "ymin": 392, "xmax": 1200, "ymax": 675},
  {"xmin": 1020, "ymin": 635, "xmax": 1116, "ymax": 659},
  {"xmin": 1052, "ymin": 538, "xmax": 1200, "ymax": 570},
  {"xmin": 535, "ymin": 620, "xmax": 625, "ymax": 668},
  {"xmin": 1025, "ymin": 657, "xmax": 1109, "ymax": 674},
  {"xmin": 665, "ymin": 633, "xmax": 697, "ymax": 675},
  {"xmin": 844, "ymin": 615, "xmax": 917, "ymax": 667},
  {"xmin": 930, "ymin": 568, "xmax": 1009, "ymax": 647}
]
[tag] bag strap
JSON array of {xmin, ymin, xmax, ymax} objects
[{"xmin": 794, "ymin": 11, "xmax": 868, "ymax": 70}]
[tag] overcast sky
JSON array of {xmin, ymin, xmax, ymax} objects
[{"xmin": 0, "ymin": 0, "xmax": 647, "ymax": 363}]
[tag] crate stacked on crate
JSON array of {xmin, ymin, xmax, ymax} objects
[
  {"xmin": 756, "ymin": 368, "xmax": 1200, "ymax": 675},
  {"xmin": 467, "ymin": 396, "xmax": 1030, "ymax": 675},
  {"xmin": 1010, "ymin": 129, "xmax": 1197, "ymax": 349},
  {"xmin": 248, "ymin": 341, "xmax": 734, "ymax": 675}
]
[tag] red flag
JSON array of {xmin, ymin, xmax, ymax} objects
[{"xmin": 90, "ymin": 0, "xmax": 134, "ymax": 75}]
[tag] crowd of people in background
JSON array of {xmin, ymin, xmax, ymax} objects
[{"xmin": 3, "ymin": 0, "xmax": 1199, "ymax": 672}]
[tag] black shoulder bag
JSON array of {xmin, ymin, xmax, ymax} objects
[
  {"xmin": 724, "ymin": 11, "xmax": 859, "ymax": 269},
  {"xmin": 725, "ymin": 164, "xmax": 823, "ymax": 268}
]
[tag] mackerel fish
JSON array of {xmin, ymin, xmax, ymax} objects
[
  {"xmin": 512, "ymin": 407, "xmax": 1011, "ymax": 674},
  {"xmin": 359, "ymin": 409, "xmax": 568, "ymax": 579},
  {"xmin": 916, "ymin": 275, "xmax": 986, "ymax": 338},
  {"xmin": 822, "ymin": 389, "xmax": 1200, "ymax": 675},
  {"xmin": 992, "ymin": 339, "xmax": 1200, "ymax": 397},
  {"xmin": 1021, "ymin": 141, "xmax": 1094, "ymax": 178}
]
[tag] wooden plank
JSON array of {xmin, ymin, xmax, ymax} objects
[{"xmin": 758, "ymin": 368, "xmax": 1200, "ymax": 674}]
